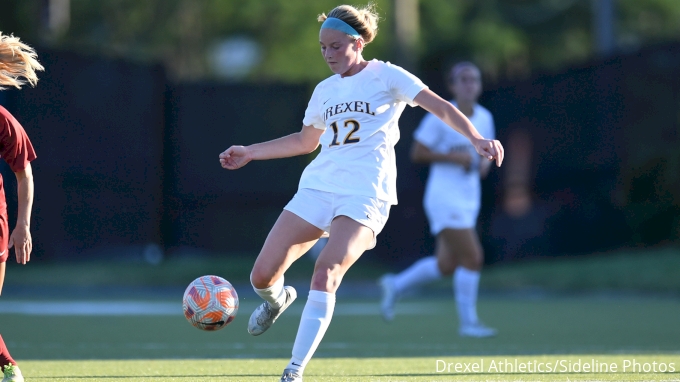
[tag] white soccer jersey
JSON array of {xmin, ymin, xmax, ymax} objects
[
  {"xmin": 414, "ymin": 102, "xmax": 496, "ymax": 214},
  {"xmin": 300, "ymin": 59, "xmax": 428, "ymax": 204}
]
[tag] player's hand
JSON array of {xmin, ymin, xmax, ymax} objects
[
  {"xmin": 472, "ymin": 138, "xmax": 504, "ymax": 167},
  {"xmin": 9, "ymin": 225, "xmax": 32, "ymax": 265},
  {"xmin": 219, "ymin": 145, "xmax": 252, "ymax": 170},
  {"xmin": 448, "ymin": 151, "xmax": 472, "ymax": 171}
]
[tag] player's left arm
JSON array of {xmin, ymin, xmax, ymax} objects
[
  {"xmin": 9, "ymin": 162, "xmax": 33, "ymax": 265},
  {"xmin": 414, "ymin": 89, "xmax": 504, "ymax": 167}
]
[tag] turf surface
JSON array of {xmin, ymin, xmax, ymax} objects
[
  {"xmin": 3, "ymin": 297, "xmax": 679, "ymax": 381},
  {"xmin": 16, "ymin": 356, "xmax": 680, "ymax": 381}
]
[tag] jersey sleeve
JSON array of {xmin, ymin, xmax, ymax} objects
[
  {"xmin": 413, "ymin": 113, "xmax": 442, "ymax": 150},
  {"xmin": 0, "ymin": 107, "xmax": 37, "ymax": 172},
  {"xmin": 383, "ymin": 62, "xmax": 428, "ymax": 107},
  {"xmin": 302, "ymin": 84, "xmax": 326, "ymax": 130}
]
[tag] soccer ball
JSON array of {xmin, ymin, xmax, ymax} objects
[{"xmin": 182, "ymin": 275, "xmax": 239, "ymax": 331}]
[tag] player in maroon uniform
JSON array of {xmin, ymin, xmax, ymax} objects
[{"xmin": 0, "ymin": 32, "xmax": 43, "ymax": 382}]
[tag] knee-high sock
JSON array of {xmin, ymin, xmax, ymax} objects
[
  {"xmin": 252, "ymin": 274, "xmax": 287, "ymax": 309},
  {"xmin": 393, "ymin": 256, "xmax": 442, "ymax": 295},
  {"xmin": 454, "ymin": 267, "xmax": 481, "ymax": 326},
  {"xmin": 0, "ymin": 334, "xmax": 17, "ymax": 371},
  {"xmin": 286, "ymin": 290, "xmax": 335, "ymax": 375}
]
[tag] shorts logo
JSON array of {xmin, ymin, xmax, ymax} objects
[{"xmin": 367, "ymin": 213, "xmax": 382, "ymax": 223}]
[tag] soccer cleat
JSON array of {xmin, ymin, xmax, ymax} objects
[
  {"xmin": 2, "ymin": 364, "xmax": 24, "ymax": 382},
  {"xmin": 379, "ymin": 274, "xmax": 397, "ymax": 322},
  {"xmin": 280, "ymin": 368, "xmax": 303, "ymax": 382},
  {"xmin": 459, "ymin": 323, "xmax": 498, "ymax": 338},
  {"xmin": 248, "ymin": 286, "xmax": 297, "ymax": 336}
]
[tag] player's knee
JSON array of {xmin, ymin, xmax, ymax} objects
[
  {"xmin": 310, "ymin": 264, "xmax": 344, "ymax": 293},
  {"xmin": 437, "ymin": 259, "xmax": 456, "ymax": 276},
  {"xmin": 249, "ymin": 268, "xmax": 275, "ymax": 290},
  {"xmin": 439, "ymin": 262, "xmax": 456, "ymax": 276},
  {"xmin": 471, "ymin": 254, "xmax": 484, "ymax": 270},
  {"xmin": 462, "ymin": 258, "xmax": 483, "ymax": 271},
  {"xmin": 475, "ymin": 259, "xmax": 484, "ymax": 270}
]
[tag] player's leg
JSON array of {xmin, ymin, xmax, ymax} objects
[
  {"xmin": 0, "ymin": 216, "xmax": 7, "ymax": 296},
  {"xmin": 0, "ymin": 262, "xmax": 5, "ymax": 296},
  {"xmin": 1, "ymin": 334, "xmax": 23, "ymax": 382},
  {"xmin": 392, "ymin": 255, "xmax": 448, "ymax": 293},
  {"xmin": 0, "ymin": 334, "xmax": 16, "ymax": 369},
  {"xmin": 379, "ymin": 235, "xmax": 453, "ymax": 321},
  {"xmin": 434, "ymin": 232, "xmax": 458, "ymax": 275},
  {"xmin": 440, "ymin": 228, "xmax": 496, "ymax": 337},
  {"xmin": 284, "ymin": 216, "xmax": 374, "ymax": 378},
  {"xmin": 250, "ymin": 209, "xmax": 324, "ymax": 288},
  {"xmin": 379, "ymin": 199, "xmax": 457, "ymax": 321},
  {"xmin": 0, "ymin": 218, "xmax": 21, "ymax": 382},
  {"xmin": 248, "ymin": 210, "xmax": 324, "ymax": 336}
]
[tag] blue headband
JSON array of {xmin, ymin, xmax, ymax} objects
[{"xmin": 321, "ymin": 17, "xmax": 361, "ymax": 39}]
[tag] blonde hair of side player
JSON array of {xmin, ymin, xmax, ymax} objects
[
  {"xmin": 219, "ymin": 4, "xmax": 503, "ymax": 381},
  {"xmin": 0, "ymin": 33, "xmax": 44, "ymax": 89}
]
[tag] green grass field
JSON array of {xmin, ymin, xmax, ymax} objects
[
  {"xmin": 15, "ymin": 356, "xmax": 680, "ymax": 381},
  {"xmin": 3, "ymin": 297, "xmax": 680, "ymax": 381},
  {"xmin": 2, "ymin": 246, "xmax": 679, "ymax": 380}
]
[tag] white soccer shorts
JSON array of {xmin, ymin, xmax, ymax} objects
[
  {"xmin": 284, "ymin": 188, "xmax": 391, "ymax": 249},
  {"xmin": 424, "ymin": 203, "xmax": 479, "ymax": 235}
]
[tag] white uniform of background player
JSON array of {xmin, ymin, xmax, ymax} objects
[
  {"xmin": 220, "ymin": 6, "xmax": 504, "ymax": 380},
  {"xmin": 419, "ymin": 102, "xmax": 495, "ymax": 231},
  {"xmin": 380, "ymin": 62, "xmax": 498, "ymax": 338}
]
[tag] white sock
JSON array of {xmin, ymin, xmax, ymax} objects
[
  {"xmin": 286, "ymin": 290, "xmax": 335, "ymax": 375},
  {"xmin": 393, "ymin": 256, "xmax": 442, "ymax": 295},
  {"xmin": 454, "ymin": 267, "xmax": 481, "ymax": 326},
  {"xmin": 251, "ymin": 274, "xmax": 286, "ymax": 309}
]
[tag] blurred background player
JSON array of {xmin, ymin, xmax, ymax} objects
[
  {"xmin": 219, "ymin": 5, "xmax": 503, "ymax": 381},
  {"xmin": 379, "ymin": 62, "xmax": 497, "ymax": 338},
  {"xmin": 0, "ymin": 32, "xmax": 42, "ymax": 382}
]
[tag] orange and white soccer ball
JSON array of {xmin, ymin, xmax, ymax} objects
[{"xmin": 182, "ymin": 275, "xmax": 239, "ymax": 331}]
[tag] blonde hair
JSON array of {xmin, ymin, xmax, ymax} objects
[
  {"xmin": 0, "ymin": 32, "xmax": 44, "ymax": 90},
  {"xmin": 318, "ymin": 4, "xmax": 379, "ymax": 44}
]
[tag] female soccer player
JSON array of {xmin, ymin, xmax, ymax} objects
[
  {"xmin": 0, "ymin": 32, "xmax": 42, "ymax": 382},
  {"xmin": 379, "ymin": 62, "xmax": 497, "ymax": 338},
  {"xmin": 219, "ymin": 6, "xmax": 503, "ymax": 381}
]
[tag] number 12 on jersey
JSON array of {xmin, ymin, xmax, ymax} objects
[{"xmin": 329, "ymin": 119, "xmax": 361, "ymax": 147}]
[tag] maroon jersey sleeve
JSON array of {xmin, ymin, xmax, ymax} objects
[{"xmin": 0, "ymin": 106, "xmax": 37, "ymax": 172}]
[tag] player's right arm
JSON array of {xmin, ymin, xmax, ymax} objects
[
  {"xmin": 9, "ymin": 163, "xmax": 33, "ymax": 265},
  {"xmin": 219, "ymin": 124, "xmax": 323, "ymax": 170},
  {"xmin": 410, "ymin": 141, "xmax": 472, "ymax": 171}
]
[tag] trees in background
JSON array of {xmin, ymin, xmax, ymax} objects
[{"xmin": 1, "ymin": 0, "xmax": 680, "ymax": 82}]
